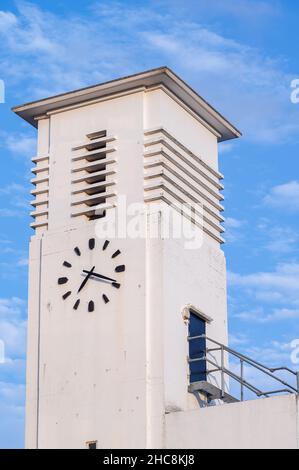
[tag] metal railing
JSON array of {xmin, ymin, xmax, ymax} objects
[{"xmin": 188, "ymin": 335, "xmax": 299, "ymax": 401}]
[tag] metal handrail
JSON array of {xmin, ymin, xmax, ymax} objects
[{"xmin": 188, "ymin": 334, "xmax": 299, "ymax": 401}]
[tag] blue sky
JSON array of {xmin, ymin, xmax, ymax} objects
[{"xmin": 0, "ymin": 0, "xmax": 299, "ymax": 448}]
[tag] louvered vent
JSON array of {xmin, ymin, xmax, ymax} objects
[
  {"xmin": 143, "ymin": 127, "xmax": 225, "ymax": 244},
  {"xmin": 30, "ymin": 154, "xmax": 49, "ymax": 231},
  {"xmin": 71, "ymin": 131, "xmax": 117, "ymax": 220}
]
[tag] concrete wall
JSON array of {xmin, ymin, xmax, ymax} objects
[
  {"xmin": 26, "ymin": 86, "xmax": 227, "ymax": 449},
  {"xmin": 165, "ymin": 394, "xmax": 299, "ymax": 449},
  {"xmin": 144, "ymin": 88, "xmax": 218, "ymax": 170}
]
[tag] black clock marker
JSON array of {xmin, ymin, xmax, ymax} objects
[
  {"xmin": 112, "ymin": 249, "xmax": 121, "ymax": 259},
  {"xmin": 103, "ymin": 240, "xmax": 109, "ymax": 251},
  {"xmin": 58, "ymin": 277, "xmax": 68, "ymax": 285},
  {"xmin": 88, "ymin": 300, "xmax": 94, "ymax": 312},
  {"xmin": 103, "ymin": 294, "xmax": 109, "ymax": 304},
  {"xmin": 74, "ymin": 247, "xmax": 81, "ymax": 256},
  {"xmin": 63, "ymin": 261, "xmax": 72, "ymax": 268},
  {"xmin": 73, "ymin": 299, "xmax": 80, "ymax": 310},
  {"xmin": 63, "ymin": 291, "xmax": 71, "ymax": 300},
  {"xmin": 115, "ymin": 265, "xmax": 125, "ymax": 273},
  {"xmin": 112, "ymin": 282, "xmax": 120, "ymax": 289},
  {"xmin": 89, "ymin": 238, "xmax": 95, "ymax": 250}
]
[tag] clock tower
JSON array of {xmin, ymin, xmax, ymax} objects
[{"xmin": 13, "ymin": 67, "xmax": 240, "ymax": 449}]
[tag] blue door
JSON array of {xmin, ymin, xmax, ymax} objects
[{"xmin": 189, "ymin": 312, "xmax": 206, "ymax": 383}]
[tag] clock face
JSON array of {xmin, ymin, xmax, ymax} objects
[{"xmin": 57, "ymin": 238, "xmax": 125, "ymax": 312}]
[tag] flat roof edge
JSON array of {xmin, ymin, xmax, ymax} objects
[{"xmin": 12, "ymin": 66, "xmax": 241, "ymax": 141}]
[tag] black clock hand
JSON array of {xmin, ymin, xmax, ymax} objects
[
  {"xmin": 82, "ymin": 270, "xmax": 116, "ymax": 283},
  {"xmin": 78, "ymin": 266, "xmax": 95, "ymax": 293}
]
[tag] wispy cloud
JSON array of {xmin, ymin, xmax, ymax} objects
[
  {"xmin": 234, "ymin": 306, "xmax": 299, "ymax": 323},
  {"xmin": 5, "ymin": 133, "xmax": 36, "ymax": 157},
  {"xmin": 228, "ymin": 262, "xmax": 299, "ymax": 321},
  {"xmin": 187, "ymin": 0, "xmax": 280, "ymax": 21},
  {"xmin": 0, "ymin": 381, "xmax": 25, "ymax": 448},
  {"xmin": 0, "ymin": 297, "xmax": 26, "ymax": 359},
  {"xmin": 264, "ymin": 181, "xmax": 299, "ymax": 212},
  {"xmin": 265, "ymin": 226, "xmax": 298, "ymax": 254},
  {"xmin": 0, "ymin": 11, "xmax": 17, "ymax": 32},
  {"xmin": 0, "ymin": 1, "xmax": 297, "ymax": 144},
  {"xmin": 0, "ymin": 176, "xmax": 30, "ymax": 219},
  {"xmin": 229, "ymin": 332, "xmax": 249, "ymax": 347},
  {"xmin": 225, "ymin": 217, "xmax": 246, "ymax": 243},
  {"xmin": 229, "ymin": 262, "xmax": 299, "ymax": 293}
]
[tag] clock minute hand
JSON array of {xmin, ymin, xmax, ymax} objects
[
  {"xmin": 83, "ymin": 270, "xmax": 116, "ymax": 283},
  {"xmin": 78, "ymin": 266, "xmax": 95, "ymax": 293}
]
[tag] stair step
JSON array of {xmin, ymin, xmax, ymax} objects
[{"xmin": 188, "ymin": 380, "xmax": 239, "ymax": 404}]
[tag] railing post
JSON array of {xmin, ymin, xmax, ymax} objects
[
  {"xmin": 296, "ymin": 372, "xmax": 299, "ymax": 395},
  {"xmin": 221, "ymin": 346, "xmax": 224, "ymax": 399},
  {"xmin": 240, "ymin": 360, "xmax": 244, "ymax": 401}
]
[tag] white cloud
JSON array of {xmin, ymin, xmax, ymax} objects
[
  {"xmin": 229, "ymin": 332, "xmax": 249, "ymax": 347},
  {"xmin": 0, "ymin": 167, "xmax": 30, "ymax": 218},
  {"xmin": 0, "ymin": 1, "xmax": 296, "ymax": 144},
  {"xmin": 188, "ymin": 0, "xmax": 279, "ymax": 20},
  {"xmin": 0, "ymin": 297, "xmax": 24, "ymax": 318},
  {"xmin": 228, "ymin": 262, "xmax": 299, "ymax": 293},
  {"xmin": 0, "ymin": 320, "xmax": 27, "ymax": 359},
  {"xmin": 218, "ymin": 142, "xmax": 235, "ymax": 155},
  {"xmin": 0, "ymin": 382, "xmax": 25, "ymax": 448},
  {"xmin": 0, "ymin": 298, "xmax": 26, "ymax": 360},
  {"xmin": 226, "ymin": 217, "xmax": 244, "ymax": 229},
  {"xmin": 225, "ymin": 217, "xmax": 246, "ymax": 243},
  {"xmin": 17, "ymin": 257, "xmax": 28, "ymax": 267},
  {"xmin": 264, "ymin": 181, "xmax": 299, "ymax": 211},
  {"xmin": 0, "ymin": 183, "xmax": 27, "ymax": 195},
  {"xmin": 6, "ymin": 134, "xmax": 36, "ymax": 156},
  {"xmin": 0, "ymin": 11, "xmax": 17, "ymax": 32},
  {"xmin": 0, "ymin": 208, "xmax": 25, "ymax": 218},
  {"xmin": 228, "ymin": 262, "xmax": 299, "ymax": 321},
  {"xmin": 258, "ymin": 223, "xmax": 299, "ymax": 254},
  {"xmin": 244, "ymin": 340, "xmax": 294, "ymax": 365},
  {"xmin": 234, "ymin": 307, "xmax": 299, "ymax": 323}
]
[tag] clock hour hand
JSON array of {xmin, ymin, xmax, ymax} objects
[
  {"xmin": 78, "ymin": 266, "xmax": 95, "ymax": 293},
  {"xmin": 82, "ymin": 270, "xmax": 116, "ymax": 283}
]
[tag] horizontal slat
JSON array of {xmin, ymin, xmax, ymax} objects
[
  {"xmin": 71, "ymin": 156, "xmax": 116, "ymax": 173},
  {"xmin": 30, "ymin": 198, "xmax": 49, "ymax": 207},
  {"xmin": 30, "ymin": 187, "xmax": 49, "ymax": 196},
  {"xmin": 144, "ymin": 140, "xmax": 223, "ymax": 190},
  {"xmin": 30, "ymin": 220, "xmax": 48, "ymax": 229},
  {"xmin": 144, "ymin": 179, "xmax": 223, "ymax": 225},
  {"xmin": 86, "ymin": 130, "xmax": 107, "ymax": 140},
  {"xmin": 31, "ymin": 175, "xmax": 49, "ymax": 185},
  {"xmin": 144, "ymin": 171, "xmax": 224, "ymax": 212},
  {"xmin": 144, "ymin": 191, "xmax": 224, "ymax": 244},
  {"xmin": 31, "ymin": 155, "xmax": 49, "ymax": 163},
  {"xmin": 71, "ymin": 180, "xmax": 115, "ymax": 195},
  {"xmin": 72, "ymin": 135, "xmax": 116, "ymax": 151},
  {"xmin": 71, "ymin": 190, "xmax": 116, "ymax": 206},
  {"xmin": 144, "ymin": 155, "xmax": 224, "ymax": 202},
  {"xmin": 71, "ymin": 168, "xmax": 115, "ymax": 184},
  {"xmin": 71, "ymin": 201, "xmax": 115, "ymax": 218},
  {"xmin": 144, "ymin": 184, "xmax": 223, "ymax": 233},
  {"xmin": 144, "ymin": 147, "xmax": 223, "ymax": 192},
  {"xmin": 71, "ymin": 146, "xmax": 116, "ymax": 162},
  {"xmin": 30, "ymin": 208, "xmax": 48, "ymax": 218},
  {"xmin": 31, "ymin": 165, "xmax": 49, "ymax": 174},
  {"xmin": 144, "ymin": 126, "xmax": 224, "ymax": 180}
]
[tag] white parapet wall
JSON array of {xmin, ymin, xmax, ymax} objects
[{"xmin": 165, "ymin": 394, "xmax": 299, "ymax": 449}]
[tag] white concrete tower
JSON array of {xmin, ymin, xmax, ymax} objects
[{"xmin": 13, "ymin": 67, "xmax": 240, "ymax": 449}]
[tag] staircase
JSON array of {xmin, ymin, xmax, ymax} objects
[
  {"xmin": 189, "ymin": 380, "xmax": 239, "ymax": 403},
  {"xmin": 188, "ymin": 335, "xmax": 299, "ymax": 403}
]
